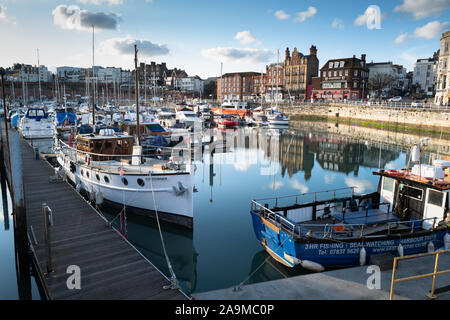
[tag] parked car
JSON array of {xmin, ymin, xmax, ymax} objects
[{"xmin": 388, "ymin": 96, "xmax": 402, "ymax": 102}]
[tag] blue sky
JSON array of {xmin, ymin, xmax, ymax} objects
[{"xmin": 0, "ymin": 0, "xmax": 449, "ymax": 78}]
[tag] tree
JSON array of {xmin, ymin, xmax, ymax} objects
[
  {"xmin": 203, "ymin": 80, "xmax": 217, "ymax": 100},
  {"xmin": 368, "ymin": 72, "xmax": 396, "ymax": 97}
]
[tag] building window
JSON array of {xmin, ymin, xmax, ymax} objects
[
  {"xmin": 345, "ymin": 70, "xmax": 348, "ymax": 76},
  {"xmin": 354, "ymin": 70, "xmax": 358, "ymax": 76}
]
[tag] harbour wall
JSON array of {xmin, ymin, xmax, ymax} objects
[{"xmin": 278, "ymin": 103, "xmax": 450, "ymax": 132}]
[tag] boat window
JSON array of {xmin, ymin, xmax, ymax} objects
[
  {"xmin": 105, "ymin": 140, "xmax": 113, "ymax": 149},
  {"xmin": 382, "ymin": 177, "xmax": 395, "ymax": 192},
  {"xmin": 427, "ymin": 189, "xmax": 444, "ymax": 207},
  {"xmin": 122, "ymin": 178, "xmax": 128, "ymax": 186},
  {"xmin": 399, "ymin": 184, "xmax": 423, "ymax": 201},
  {"xmin": 86, "ymin": 171, "xmax": 90, "ymax": 178},
  {"xmin": 81, "ymin": 170, "xmax": 84, "ymax": 176},
  {"xmin": 96, "ymin": 174, "xmax": 100, "ymax": 181},
  {"xmin": 137, "ymin": 178, "xmax": 145, "ymax": 187},
  {"xmin": 146, "ymin": 124, "xmax": 165, "ymax": 133},
  {"xmin": 104, "ymin": 176, "xmax": 110, "ymax": 183}
]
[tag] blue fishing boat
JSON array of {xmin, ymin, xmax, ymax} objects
[{"xmin": 250, "ymin": 159, "xmax": 450, "ymax": 271}]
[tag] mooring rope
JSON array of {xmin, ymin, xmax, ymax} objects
[{"xmin": 149, "ymin": 172, "xmax": 179, "ymax": 289}]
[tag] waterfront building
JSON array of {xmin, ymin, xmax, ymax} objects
[
  {"xmin": 217, "ymin": 72, "xmax": 261, "ymax": 101},
  {"xmin": 264, "ymin": 63, "xmax": 284, "ymax": 102},
  {"xmin": 413, "ymin": 54, "xmax": 438, "ymax": 95},
  {"xmin": 312, "ymin": 54, "xmax": 369, "ymax": 100},
  {"xmin": 435, "ymin": 31, "xmax": 450, "ymax": 105},
  {"xmin": 283, "ymin": 46, "xmax": 319, "ymax": 100},
  {"xmin": 9, "ymin": 64, "xmax": 53, "ymax": 82},
  {"xmin": 175, "ymin": 76, "xmax": 205, "ymax": 93},
  {"xmin": 366, "ymin": 61, "xmax": 408, "ymax": 96}
]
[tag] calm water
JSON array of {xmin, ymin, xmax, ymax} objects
[{"xmin": 0, "ymin": 123, "xmax": 442, "ymax": 298}]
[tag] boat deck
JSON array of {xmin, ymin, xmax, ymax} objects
[{"xmin": 15, "ymin": 134, "xmax": 187, "ymax": 300}]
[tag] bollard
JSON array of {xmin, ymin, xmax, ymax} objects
[{"xmin": 43, "ymin": 203, "xmax": 54, "ymax": 275}]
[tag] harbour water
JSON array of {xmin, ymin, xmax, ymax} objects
[{"xmin": 1, "ymin": 122, "xmax": 447, "ymax": 298}]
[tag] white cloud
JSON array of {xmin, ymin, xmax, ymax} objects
[
  {"xmin": 332, "ymin": 18, "xmax": 344, "ymax": 30},
  {"xmin": 274, "ymin": 10, "xmax": 290, "ymax": 20},
  {"xmin": 234, "ymin": 30, "xmax": 258, "ymax": 45},
  {"xmin": 0, "ymin": 4, "xmax": 15, "ymax": 25},
  {"xmin": 295, "ymin": 6, "xmax": 317, "ymax": 22},
  {"xmin": 344, "ymin": 177, "xmax": 374, "ymax": 194},
  {"xmin": 99, "ymin": 36, "xmax": 169, "ymax": 57},
  {"xmin": 201, "ymin": 47, "xmax": 273, "ymax": 63},
  {"xmin": 290, "ymin": 180, "xmax": 309, "ymax": 193},
  {"xmin": 77, "ymin": 0, "xmax": 124, "ymax": 5},
  {"xmin": 395, "ymin": 32, "xmax": 408, "ymax": 44},
  {"xmin": 52, "ymin": 5, "xmax": 120, "ymax": 31},
  {"xmin": 394, "ymin": 0, "xmax": 450, "ymax": 20},
  {"xmin": 324, "ymin": 174, "xmax": 336, "ymax": 184},
  {"xmin": 270, "ymin": 181, "xmax": 284, "ymax": 191},
  {"xmin": 413, "ymin": 21, "xmax": 449, "ymax": 39}
]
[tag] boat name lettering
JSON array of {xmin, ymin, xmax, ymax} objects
[{"xmin": 145, "ymin": 177, "xmax": 167, "ymax": 181}]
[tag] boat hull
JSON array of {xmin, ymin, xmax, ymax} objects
[
  {"xmin": 57, "ymin": 154, "xmax": 195, "ymax": 228},
  {"xmin": 251, "ymin": 211, "xmax": 448, "ymax": 268}
]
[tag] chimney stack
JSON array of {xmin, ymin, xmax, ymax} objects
[
  {"xmin": 361, "ymin": 54, "xmax": 366, "ymax": 62},
  {"xmin": 310, "ymin": 45, "xmax": 317, "ymax": 56},
  {"xmin": 285, "ymin": 48, "xmax": 290, "ymax": 61}
]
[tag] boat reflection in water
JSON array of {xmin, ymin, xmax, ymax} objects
[{"xmin": 101, "ymin": 209, "xmax": 198, "ymax": 295}]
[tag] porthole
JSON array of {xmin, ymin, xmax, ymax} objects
[
  {"xmin": 137, "ymin": 179, "xmax": 145, "ymax": 187},
  {"xmin": 122, "ymin": 178, "xmax": 128, "ymax": 186},
  {"xmin": 96, "ymin": 174, "xmax": 100, "ymax": 181},
  {"xmin": 81, "ymin": 170, "xmax": 84, "ymax": 176},
  {"xmin": 104, "ymin": 176, "xmax": 110, "ymax": 183},
  {"xmin": 86, "ymin": 171, "xmax": 90, "ymax": 178}
]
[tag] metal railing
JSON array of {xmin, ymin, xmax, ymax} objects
[
  {"xmin": 252, "ymin": 186, "xmax": 356, "ymax": 208},
  {"xmin": 390, "ymin": 249, "xmax": 450, "ymax": 300},
  {"xmin": 252, "ymin": 198, "xmax": 440, "ymax": 240}
]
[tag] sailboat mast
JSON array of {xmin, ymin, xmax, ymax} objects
[
  {"xmin": 37, "ymin": 49, "xmax": 42, "ymax": 106},
  {"xmin": 134, "ymin": 44, "xmax": 140, "ymax": 145},
  {"xmin": 92, "ymin": 25, "xmax": 95, "ymax": 129}
]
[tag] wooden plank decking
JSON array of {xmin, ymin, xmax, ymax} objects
[{"xmin": 19, "ymin": 137, "xmax": 187, "ymax": 300}]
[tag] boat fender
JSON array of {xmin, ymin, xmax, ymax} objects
[
  {"xmin": 427, "ymin": 241, "xmax": 435, "ymax": 253},
  {"xmin": 444, "ymin": 233, "xmax": 450, "ymax": 251},
  {"xmin": 76, "ymin": 183, "xmax": 82, "ymax": 193},
  {"xmin": 95, "ymin": 192, "xmax": 104, "ymax": 205},
  {"xmin": 300, "ymin": 260, "xmax": 325, "ymax": 272},
  {"xmin": 359, "ymin": 247, "xmax": 366, "ymax": 266},
  {"xmin": 397, "ymin": 244, "xmax": 404, "ymax": 257}
]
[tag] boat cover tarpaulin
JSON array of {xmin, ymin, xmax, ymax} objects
[{"xmin": 56, "ymin": 112, "xmax": 77, "ymax": 126}]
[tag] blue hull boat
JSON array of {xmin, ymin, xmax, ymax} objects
[{"xmin": 250, "ymin": 166, "xmax": 450, "ymax": 270}]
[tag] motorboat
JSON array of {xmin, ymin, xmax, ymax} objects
[{"xmin": 19, "ymin": 107, "xmax": 56, "ymax": 139}]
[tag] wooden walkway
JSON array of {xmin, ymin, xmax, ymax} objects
[{"xmin": 19, "ymin": 136, "xmax": 187, "ymax": 300}]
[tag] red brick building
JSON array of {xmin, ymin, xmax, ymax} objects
[
  {"xmin": 312, "ymin": 54, "xmax": 369, "ymax": 100},
  {"xmin": 217, "ymin": 72, "xmax": 261, "ymax": 101}
]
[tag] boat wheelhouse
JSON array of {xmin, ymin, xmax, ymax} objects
[
  {"xmin": 250, "ymin": 164, "xmax": 449, "ymax": 270},
  {"xmin": 211, "ymin": 100, "xmax": 251, "ymax": 118}
]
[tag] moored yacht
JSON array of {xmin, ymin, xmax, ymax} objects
[
  {"xmin": 55, "ymin": 130, "xmax": 195, "ymax": 228},
  {"xmin": 19, "ymin": 107, "xmax": 55, "ymax": 139}
]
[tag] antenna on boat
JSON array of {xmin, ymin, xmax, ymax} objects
[{"xmin": 134, "ymin": 44, "xmax": 140, "ymax": 146}]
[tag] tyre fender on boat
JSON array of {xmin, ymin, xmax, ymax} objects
[
  {"xmin": 359, "ymin": 247, "xmax": 366, "ymax": 266},
  {"xmin": 444, "ymin": 233, "xmax": 450, "ymax": 250},
  {"xmin": 398, "ymin": 244, "xmax": 404, "ymax": 257}
]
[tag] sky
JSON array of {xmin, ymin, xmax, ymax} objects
[{"xmin": 0, "ymin": 0, "xmax": 449, "ymax": 79}]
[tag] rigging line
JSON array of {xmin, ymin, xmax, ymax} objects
[{"xmin": 149, "ymin": 172, "xmax": 179, "ymax": 289}]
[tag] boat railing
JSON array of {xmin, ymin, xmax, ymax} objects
[
  {"xmin": 252, "ymin": 199, "xmax": 441, "ymax": 239},
  {"xmin": 253, "ymin": 187, "xmax": 356, "ymax": 208},
  {"xmin": 57, "ymin": 139, "xmax": 192, "ymax": 173}
]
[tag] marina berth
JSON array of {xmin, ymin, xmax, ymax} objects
[
  {"xmin": 250, "ymin": 160, "xmax": 449, "ymax": 269},
  {"xmin": 55, "ymin": 130, "xmax": 195, "ymax": 228}
]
